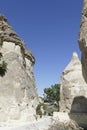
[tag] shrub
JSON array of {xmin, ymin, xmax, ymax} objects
[
  {"xmin": 36, "ymin": 103, "xmax": 42, "ymax": 118},
  {"xmin": 0, "ymin": 40, "xmax": 7, "ymax": 76},
  {"xmin": 0, "ymin": 60, "xmax": 7, "ymax": 76}
]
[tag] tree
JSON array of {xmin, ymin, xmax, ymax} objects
[{"xmin": 43, "ymin": 84, "xmax": 60, "ymax": 105}]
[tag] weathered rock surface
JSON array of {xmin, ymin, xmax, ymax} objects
[
  {"xmin": 0, "ymin": 117, "xmax": 52, "ymax": 130},
  {"xmin": 78, "ymin": 0, "xmax": 87, "ymax": 83},
  {"xmin": 0, "ymin": 115, "xmax": 83, "ymax": 130},
  {"xmin": 59, "ymin": 1, "xmax": 87, "ymax": 129},
  {"xmin": 60, "ymin": 52, "xmax": 87, "ymax": 113},
  {"xmin": 48, "ymin": 120, "xmax": 83, "ymax": 130},
  {"xmin": 0, "ymin": 14, "xmax": 38, "ymax": 122},
  {"xmin": 0, "ymin": 14, "xmax": 24, "ymax": 46},
  {"xmin": 48, "ymin": 112, "xmax": 83, "ymax": 130}
]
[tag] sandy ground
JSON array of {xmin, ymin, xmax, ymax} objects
[{"xmin": 0, "ymin": 116, "xmax": 52, "ymax": 130}]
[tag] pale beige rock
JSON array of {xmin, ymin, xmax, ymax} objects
[
  {"xmin": 78, "ymin": 0, "xmax": 87, "ymax": 82},
  {"xmin": 53, "ymin": 112, "xmax": 70, "ymax": 123},
  {"xmin": 59, "ymin": 1, "xmax": 87, "ymax": 128},
  {"xmin": 0, "ymin": 14, "xmax": 39, "ymax": 122},
  {"xmin": 60, "ymin": 52, "xmax": 87, "ymax": 113}
]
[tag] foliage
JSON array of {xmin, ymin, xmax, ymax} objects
[
  {"xmin": 44, "ymin": 104, "xmax": 58, "ymax": 116},
  {"xmin": 0, "ymin": 41, "xmax": 7, "ymax": 76},
  {"xmin": 43, "ymin": 84, "xmax": 60, "ymax": 105},
  {"xmin": 36, "ymin": 96, "xmax": 60, "ymax": 117},
  {"xmin": 36, "ymin": 103, "xmax": 52, "ymax": 117},
  {"xmin": 36, "ymin": 103, "xmax": 42, "ymax": 118},
  {"xmin": 43, "ymin": 102, "xmax": 59, "ymax": 116},
  {"xmin": 0, "ymin": 42, "xmax": 3, "ymax": 47},
  {"xmin": 0, "ymin": 52, "xmax": 2, "ymax": 60},
  {"xmin": 0, "ymin": 61, "xmax": 7, "ymax": 76},
  {"xmin": 0, "ymin": 37, "xmax": 3, "ymax": 47}
]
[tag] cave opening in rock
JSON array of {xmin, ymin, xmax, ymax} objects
[{"xmin": 70, "ymin": 96, "xmax": 87, "ymax": 113}]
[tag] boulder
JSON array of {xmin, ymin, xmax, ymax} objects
[{"xmin": 48, "ymin": 112, "xmax": 83, "ymax": 130}]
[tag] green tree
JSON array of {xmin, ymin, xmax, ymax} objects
[{"xmin": 43, "ymin": 84, "xmax": 60, "ymax": 105}]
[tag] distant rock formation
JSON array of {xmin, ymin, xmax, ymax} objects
[
  {"xmin": 60, "ymin": 52, "xmax": 87, "ymax": 113},
  {"xmin": 0, "ymin": 14, "xmax": 38, "ymax": 122}
]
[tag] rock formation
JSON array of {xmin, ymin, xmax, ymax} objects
[
  {"xmin": 60, "ymin": 0, "xmax": 87, "ymax": 114},
  {"xmin": 0, "ymin": 14, "xmax": 38, "ymax": 122},
  {"xmin": 60, "ymin": 52, "xmax": 87, "ymax": 113},
  {"xmin": 78, "ymin": 0, "xmax": 87, "ymax": 83},
  {"xmin": 59, "ymin": 1, "xmax": 87, "ymax": 129},
  {"xmin": 49, "ymin": 112, "xmax": 83, "ymax": 130}
]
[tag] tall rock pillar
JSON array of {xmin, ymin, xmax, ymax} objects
[
  {"xmin": 59, "ymin": 52, "xmax": 87, "ymax": 113},
  {"xmin": 60, "ymin": 0, "xmax": 87, "ymax": 113},
  {"xmin": 59, "ymin": 1, "xmax": 87, "ymax": 128},
  {"xmin": 0, "ymin": 14, "xmax": 38, "ymax": 122},
  {"xmin": 78, "ymin": 0, "xmax": 87, "ymax": 82}
]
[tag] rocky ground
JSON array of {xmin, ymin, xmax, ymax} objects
[
  {"xmin": 0, "ymin": 116, "xmax": 84, "ymax": 130},
  {"xmin": 0, "ymin": 116, "xmax": 52, "ymax": 130},
  {"xmin": 48, "ymin": 120, "xmax": 84, "ymax": 130}
]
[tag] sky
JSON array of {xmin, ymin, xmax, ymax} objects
[{"xmin": 0, "ymin": 0, "xmax": 83, "ymax": 95}]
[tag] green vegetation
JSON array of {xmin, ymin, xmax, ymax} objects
[
  {"xmin": 0, "ymin": 37, "xmax": 4, "ymax": 47},
  {"xmin": 0, "ymin": 41, "xmax": 7, "ymax": 76},
  {"xmin": 0, "ymin": 42, "xmax": 3, "ymax": 47},
  {"xmin": 0, "ymin": 52, "xmax": 2, "ymax": 59},
  {"xmin": 43, "ymin": 84, "xmax": 60, "ymax": 106},
  {"xmin": 36, "ymin": 84, "xmax": 60, "ymax": 117},
  {"xmin": 43, "ymin": 103, "xmax": 58, "ymax": 116},
  {"xmin": 0, "ymin": 61, "xmax": 7, "ymax": 76},
  {"xmin": 36, "ymin": 102, "xmax": 55, "ymax": 117},
  {"xmin": 43, "ymin": 84, "xmax": 60, "ymax": 115},
  {"xmin": 36, "ymin": 103, "xmax": 43, "ymax": 118}
]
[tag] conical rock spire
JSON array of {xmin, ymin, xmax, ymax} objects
[
  {"xmin": 0, "ymin": 14, "xmax": 24, "ymax": 46},
  {"xmin": 60, "ymin": 52, "xmax": 87, "ymax": 112},
  {"xmin": 0, "ymin": 14, "xmax": 35, "ymax": 64},
  {"xmin": 0, "ymin": 14, "xmax": 38, "ymax": 122}
]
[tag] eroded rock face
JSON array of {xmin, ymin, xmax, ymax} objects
[
  {"xmin": 0, "ymin": 14, "xmax": 24, "ymax": 46},
  {"xmin": 49, "ymin": 112, "xmax": 83, "ymax": 130},
  {"xmin": 0, "ymin": 14, "xmax": 38, "ymax": 122},
  {"xmin": 78, "ymin": 0, "xmax": 87, "ymax": 83},
  {"xmin": 59, "ymin": 2, "xmax": 87, "ymax": 128},
  {"xmin": 60, "ymin": 52, "xmax": 87, "ymax": 113}
]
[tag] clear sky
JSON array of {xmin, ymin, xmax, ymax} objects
[{"xmin": 0, "ymin": 0, "xmax": 83, "ymax": 95}]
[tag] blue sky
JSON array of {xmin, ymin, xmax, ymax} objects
[{"xmin": 0, "ymin": 0, "xmax": 83, "ymax": 95}]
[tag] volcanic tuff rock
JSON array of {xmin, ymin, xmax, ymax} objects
[
  {"xmin": 0, "ymin": 14, "xmax": 38, "ymax": 122},
  {"xmin": 60, "ymin": 52, "xmax": 87, "ymax": 113},
  {"xmin": 49, "ymin": 112, "xmax": 83, "ymax": 130},
  {"xmin": 0, "ymin": 14, "xmax": 24, "ymax": 46},
  {"xmin": 59, "ymin": 1, "xmax": 87, "ymax": 128},
  {"xmin": 78, "ymin": 0, "xmax": 87, "ymax": 82}
]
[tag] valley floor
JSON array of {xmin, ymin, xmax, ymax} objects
[{"xmin": 0, "ymin": 116, "xmax": 52, "ymax": 130}]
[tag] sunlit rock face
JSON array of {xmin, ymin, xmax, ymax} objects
[
  {"xmin": 60, "ymin": 52, "xmax": 87, "ymax": 113},
  {"xmin": 59, "ymin": 1, "xmax": 87, "ymax": 128},
  {"xmin": 0, "ymin": 14, "xmax": 38, "ymax": 122},
  {"xmin": 78, "ymin": 0, "xmax": 87, "ymax": 83}
]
